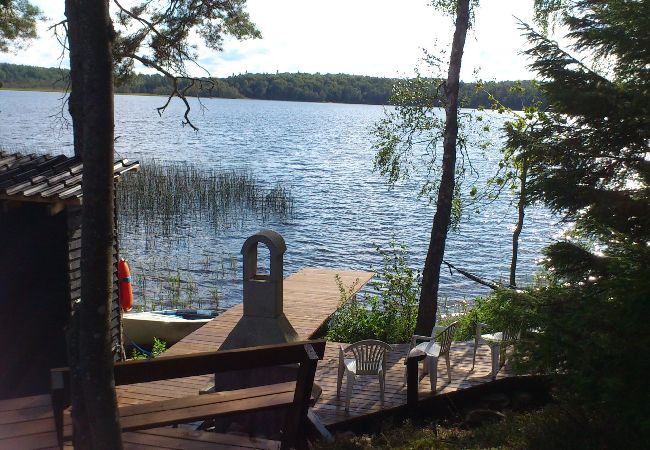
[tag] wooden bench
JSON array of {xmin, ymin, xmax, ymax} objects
[{"xmin": 51, "ymin": 340, "xmax": 326, "ymax": 449}]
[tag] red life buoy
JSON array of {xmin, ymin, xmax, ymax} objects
[{"xmin": 118, "ymin": 258, "xmax": 133, "ymax": 312}]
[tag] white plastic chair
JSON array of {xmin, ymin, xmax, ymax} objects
[
  {"xmin": 472, "ymin": 322, "xmax": 520, "ymax": 379},
  {"xmin": 406, "ymin": 321, "xmax": 459, "ymax": 393},
  {"xmin": 336, "ymin": 339, "xmax": 392, "ymax": 412}
]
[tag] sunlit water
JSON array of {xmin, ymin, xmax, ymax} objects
[{"xmin": 0, "ymin": 90, "xmax": 558, "ymax": 311}]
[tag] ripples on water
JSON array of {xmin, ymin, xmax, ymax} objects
[{"xmin": 0, "ymin": 90, "xmax": 558, "ymax": 310}]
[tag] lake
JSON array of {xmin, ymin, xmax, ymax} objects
[{"xmin": 0, "ymin": 90, "xmax": 558, "ymax": 311}]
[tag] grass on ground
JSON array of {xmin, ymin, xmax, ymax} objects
[{"xmin": 315, "ymin": 403, "xmax": 620, "ymax": 450}]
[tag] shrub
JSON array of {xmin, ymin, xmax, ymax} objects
[
  {"xmin": 326, "ymin": 242, "xmax": 419, "ymax": 344},
  {"xmin": 313, "ymin": 404, "xmax": 622, "ymax": 450},
  {"xmin": 130, "ymin": 337, "xmax": 167, "ymax": 360},
  {"xmin": 440, "ymin": 288, "xmax": 538, "ymax": 342}
]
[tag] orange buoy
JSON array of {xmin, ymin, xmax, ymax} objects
[{"xmin": 118, "ymin": 258, "xmax": 133, "ymax": 312}]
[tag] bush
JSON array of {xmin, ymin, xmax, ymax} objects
[
  {"xmin": 130, "ymin": 337, "xmax": 167, "ymax": 360},
  {"xmin": 440, "ymin": 288, "xmax": 538, "ymax": 342},
  {"xmin": 326, "ymin": 242, "xmax": 419, "ymax": 344},
  {"xmin": 314, "ymin": 403, "xmax": 623, "ymax": 450},
  {"xmin": 513, "ymin": 281, "xmax": 650, "ymax": 443},
  {"xmin": 452, "ymin": 279, "xmax": 650, "ymax": 444}
]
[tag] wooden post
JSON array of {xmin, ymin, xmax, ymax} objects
[
  {"xmin": 406, "ymin": 354, "xmax": 423, "ymax": 409},
  {"xmin": 283, "ymin": 344, "xmax": 319, "ymax": 450},
  {"xmin": 50, "ymin": 368, "xmax": 69, "ymax": 449}
]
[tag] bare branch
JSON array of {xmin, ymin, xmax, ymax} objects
[
  {"xmin": 442, "ymin": 260, "xmax": 508, "ymax": 290},
  {"xmin": 129, "ymin": 53, "xmax": 213, "ymax": 131}
]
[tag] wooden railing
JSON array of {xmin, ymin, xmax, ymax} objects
[
  {"xmin": 405, "ymin": 351, "xmax": 426, "ymax": 408},
  {"xmin": 51, "ymin": 340, "xmax": 326, "ymax": 450}
]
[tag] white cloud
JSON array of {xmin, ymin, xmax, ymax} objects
[{"xmin": 1, "ymin": 0, "xmax": 542, "ymax": 81}]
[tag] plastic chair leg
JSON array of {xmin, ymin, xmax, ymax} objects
[
  {"xmin": 336, "ymin": 362, "xmax": 344, "ymax": 397},
  {"xmin": 427, "ymin": 356, "xmax": 438, "ymax": 392},
  {"xmin": 489, "ymin": 343, "xmax": 500, "ymax": 380},
  {"xmin": 445, "ymin": 353, "xmax": 452, "ymax": 382},
  {"xmin": 472, "ymin": 337, "xmax": 480, "ymax": 370},
  {"xmin": 345, "ymin": 371, "xmax": 355, "ymax": 412}
]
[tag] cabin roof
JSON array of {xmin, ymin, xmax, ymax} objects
[{"xmin": 0, "ymin": 151, "xmax": 139, "ymax": 204}]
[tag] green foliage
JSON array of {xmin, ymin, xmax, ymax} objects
[
  {"xmin": 315, "ymin": 403, "xmax": 624, "ymax": 449},
  {"xmin": 370, "ymin": 54, "xmax": 546, "ymax": 231},
  {"xmin": 226, "ymin": 72, "xmax": 394, "ymax": 105},
  {"xmin": 439, "ymin": 289, "xmax": 537, "ymax": 342},
  {"xmin": 0, "ymin": 62, "xmax": 545, "ymax": 109},
  {"xmin": 431, "ymin": 0, "xmax": 480, "ymax": 21},
  {"xmin": 372, "ymin": 52, "xmax": 481, "ymax": 227},
  {"xmin": 130, "ymin": 337, "xmax": 167, "ymax": 360},
  {"xmin": 532, "ymin": 0, "xmax": 571, "ymax": 33},
  {"xmin": 110, "ymin": 0, "xmax": 261, "ymax": 83},
  {"xmin": 326, "ymin": 242, "xmax": 420, "ymax": 344},
  {"xmin": 0, "ymin": 0, "xmax": 43, "ymax": 53},
  {"xmin": 510, "ymin": 0, "xmax": 650, "ymax": 440}
]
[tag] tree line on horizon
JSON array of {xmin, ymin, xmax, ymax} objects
[{"xmin": 0, "ymin": 62, "xmax": 544, "ymax": 110}]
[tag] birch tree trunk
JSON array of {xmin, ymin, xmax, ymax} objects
[
  {"xmin": 415, "ymin": 0, "xmax": 471, "ymax": 335},
  {"xmin": 510, "ymin": 157, "xmax": 528, "ymax": 287}
]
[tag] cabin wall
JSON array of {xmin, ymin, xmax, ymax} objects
[
  {"xmin": 67, "ymin": 202, "xmax": 124, "ymax": 362},
  {"xmin": 0, "ymin": 197, "xmax": 124, "ymax": 399},
  {"xmin": 0, "ymin": 202, "xmax": 70, "ymax": 399}
]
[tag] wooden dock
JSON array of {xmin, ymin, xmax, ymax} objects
[
  {"xmin": 118, "ymin": 266, "xmax": 512, "ymax": 426},
  {"xmin": 117, "ymin": 268, "xmax": 375, "ymax": 406},
  {"xmin": 0, "ymin": 267, "xmax": 515, "ymax": 449},
  {"xmin": 312, "ymin": 340, "xmax": 512, "ymax": 425}
]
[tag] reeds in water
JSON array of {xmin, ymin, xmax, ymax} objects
[
  {"xmin": 116, "ymin": 161, "xmax": 295, "ymax": 310},
  {"xmin": 117, "ymin": 160, "xmax": 294, "ymax": 236}
]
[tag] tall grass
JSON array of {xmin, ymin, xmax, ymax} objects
[
  {"xmin": 116, "ymin": 161, "xmax": 294, "ymax": 311},
  {"xmin": 123, "ymin": 252, "xmax": 237, "ymax": 312},
  {"xmin": 117, "ymin": 160, "xmax": 294, "ymax": 236}
]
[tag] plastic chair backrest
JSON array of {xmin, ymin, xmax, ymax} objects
[
  {"xmin": 436, "ymin": 321, "xmax": 459, "ymax": 355},
  {"xmin": 503, "ymin": 326, "xmax": 520, "ymax": 342},
  {"xmin": 344, "ymin": 340, "xmax": 392, "ymax": 375}
]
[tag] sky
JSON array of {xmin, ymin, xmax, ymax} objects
[{"xmin": 1, "ymin": 0, "xmax": 542, "ymax": 81}]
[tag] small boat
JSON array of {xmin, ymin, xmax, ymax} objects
[{"xmin": 123, "ymin": 309, "xmax": 218, "ymax": 347}]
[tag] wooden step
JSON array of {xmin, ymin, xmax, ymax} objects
[
  {"xmin": 63, "ymin": 382, "xmax": 300, "ymax": 440},
  {"xmin": 122, "ymin": 427, "xmax": 281, "ymax": 449}
]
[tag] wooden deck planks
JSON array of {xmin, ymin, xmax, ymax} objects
[
  {"xmin": 0, "ymin": 395, "xmax": 58, "ymax": 450},
  {"xmin": 115, "ymin": 267, "xmax": 512, "ymax": 428},
  {"xmin": 311, "ymin": 341, "xmax": 514, "ymax": 425},
  {"xmin": 115, "ymin": 268, "xmax": 374, "ymax": 403},
  {"xmin": 0, "ymin": 266, "xmax": 516, "ymax": 448},
  {"xmin": 121, "ymin": 428, "xmax": 281, "ymax": 449}
]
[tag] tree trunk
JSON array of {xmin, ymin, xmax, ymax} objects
[
  {"xmin": 509, "ymin": 156, "xmax": 528, "ymax": 287},
  {"xmin": 67, "ymin": 0, "xmax": 123, "ymax": 448},
  {"xmin": 65, "ymin": 0, "xmax": 84, "ymax": 155},
  {"xmin": 415, "ymin": 0, "xmax": 471, "ymax": 335}
]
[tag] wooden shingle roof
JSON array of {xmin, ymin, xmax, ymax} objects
[{"xmin": 0, "ymin": 151, "xmax": 139, "ymax": 204}]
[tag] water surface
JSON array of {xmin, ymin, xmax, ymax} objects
[{"xmin": 0, "ymin": 90, "xmax": 557, "ymax": 310}]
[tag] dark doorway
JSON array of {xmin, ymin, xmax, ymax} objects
[{"xmin": 0, "ymin": 203, "xmax": 70, "ymax": 399}]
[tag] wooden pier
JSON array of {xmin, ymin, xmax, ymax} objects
[
  {"xmin": 117, "ymin": 268, "xmax": 375, "ymax": 406},
  {"xmin": 0, "ymin": 267, "xmax": 514, "ymax": 449},
  {"xmin": 312, "ymin": 340, "xmax": 512, "ymax": 425}
]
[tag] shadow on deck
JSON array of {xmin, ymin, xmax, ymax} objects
[{"xmin": 311, "ymin": 341, "xmax": 513, "ymax": 426}]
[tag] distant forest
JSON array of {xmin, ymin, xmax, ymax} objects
[{"xmin": 0, "ymin": 63, "xmax": 544, "ymax": 110}]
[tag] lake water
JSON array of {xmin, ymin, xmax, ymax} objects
[{"xmin": 0, "ymin": 90, "xmax": 558, "ymax": 311}]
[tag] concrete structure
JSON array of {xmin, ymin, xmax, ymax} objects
[
  {"xmin": 219, "ymin": 230, "xmax": 298, "ymax": 350},
  {"xmin": 211, "ymin": 231, "xmax": 300, "ymax": 436}
]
